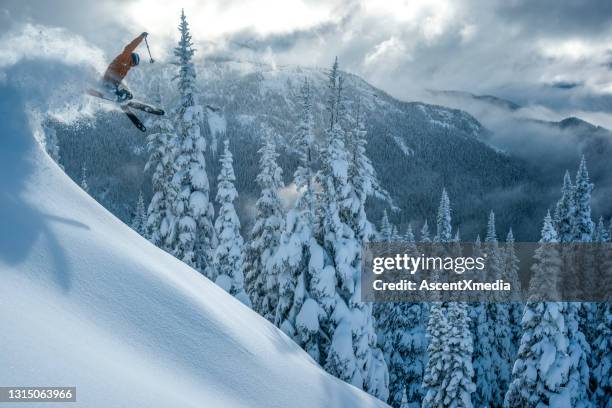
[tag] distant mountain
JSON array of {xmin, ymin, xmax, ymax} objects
[
  {"xmin": 425, "ymin": 89, "xmax": 612, "ymax": 223},
  {"xmin": 428, "ymin": 89, "xmax": 522, "ymax": 111},
  {"xmin": 55, "ymin": 61, "xmax": 591, "ymax": 241}
]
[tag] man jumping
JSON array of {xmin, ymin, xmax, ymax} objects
[
  {"xmin": 87, "ymin": 32, "xmax": 163, "ymax": 132},
  {"xmin": 102, "ymin": 32, "xmax": 148, "ymax": 102}
]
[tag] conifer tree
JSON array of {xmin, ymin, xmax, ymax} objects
[
  {"xmin": 344, "ymin": 101, "xmax": 391, "ymax": 241},
  {"xmin": 420, "ymin": 220, "xmax": 431, "ymax": 243},
  {"xmin": 504, "ymin": 229, "xmax": 523, "ymax": 351},
  {"xmin": 245, "ymin": 136, "xmax": 285, "ymax": 321},
  {"xmin": 567, "ymin": 157, "xmax": 595, "ymax": 405},
  {"xmin": 170, "ymin": 9, "xmax": 216, "ymax": 273},
  {"xmin": 483, "ymin": 211, "xmax": 513, "ymax": 407},
  {"xmin": 80, "ymin": 163, "xmax": 89, "ymax": 193},
  {"xmin": 591, "ymin": 235, "xmax": 611, "ymax": 408},
  {"xmin": 435, "ymin": 188, "xmax": 452, "ymax": 243},
  {"xmin": 422, "ymin": 190, "xmax": 475, "ymax": 408},
  {"xmin": 145, "ymin": 89, "xmax": 178, "ymax": 250},
  {"xmin": 377, "ymin": 224, "xmax": 425, "ymax": 408},
  {"xmin": 318, "ymin": 58, "xmax": 388, "ymax": 400},
  {"xmin": 403, "ymin": 223, "xmax": 416, "ymax": 245},
  {"xmin": 379, "ymin": 210, "xmax": 393, "ymax": 241},
  {"xmin": 506, "ymin": 212, "xmax": 592, "ymax": 408},
  {"xmin": 212, "ymin": 140, "xmax": 250, "ymax": 307},
  {"xmin": 572, "ymin": 156, "xmax": 595, "ymax": 243},
  {"xmin": 470, "ymin": 234, "xmax": 494, "ymax": 408},
  {"xmin": 554, "ymin": 170, "xmax": 575, "ymax": 243},
  {"xmin": 391, "ymin": 225, "xmax": 401, "ymax": 242},
  {"xmin": 273, "ymin": 78, "xmax": 325, "ymax": 361},
  {"xmin": 595, "ymin": 217, "xmax": 609, "ymax": 243},
  {"xmin": 131, "ymin": 191, "xmax": 147, "ymax": 236}
]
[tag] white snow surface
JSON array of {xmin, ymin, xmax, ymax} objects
[{"xmin": 0, "ymin": 84, "xmax": 388, "ymax": 407}]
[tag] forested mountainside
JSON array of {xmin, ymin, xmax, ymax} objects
[{"xmin": 57, "ymin": 60, "xmax": 552, "ymax": 240}]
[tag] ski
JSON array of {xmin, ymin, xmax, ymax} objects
[
  {"xmin": 126, "ymin": 100, "xmax": 164, "ymax": 116},
  {"xmin": 120, "ymin": 105, "xmax": 146, "ymax": 132},
  {"xmin": 86, "ymin": 89, "xmax": 164, "ymax": 115}
]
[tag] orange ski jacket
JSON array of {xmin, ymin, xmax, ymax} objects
[{"xmin": 102, "ymin": 33, "xmax": 147, "ymax": 85}]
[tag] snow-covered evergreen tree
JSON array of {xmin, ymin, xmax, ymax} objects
[
  {"xmin": 145, "ymin": 97, "xmax": 178, "ymax": 250},
  {"xmin": 470, "ymin": 234, "xmax": 495, "ymax": 408},
  {"xmin": 245, "ymin": 136, "xmax": 285, "ymax": 321},
  {"xmin": 131, "ymin": 191, "xmax": 147, "ymax": 236},
  {"xmin": 572, "ymin": 156, "xmax": 595, "ymax": 243},
  {"xmin": 423, "ymin": 301, "xmax": 475, "ymax": 408},
  {"xmin": 80, "ymin": 163, "xmax": 89, "ymax": 192},
  {"xmin": 591, "ymin": 254, "xmax": 611, "ymax": 408},
  {"xmin": 377, "ymin": 224, "xmax": 425, "ymax": 408},
  {"xmin": 566, "ymin": 157, "xmax": 595, "ymax": 406},
  {"xmin": 595, "ymin": 216, "xmax": 609, "ymax": 243},
  {"xmin": 506, "ymin": 212, "xmax": 591, "ymax": 408},
  {"xmin": 435, "ymin": 188, "xmax": 452, "ymax": 243},
  {"xmin": 404, "ymin": 223, "xmax": 416, "ymax": 246},
  {"xmin": 483, "ymin": 211, "xmax": 513, "ymax": 407},
  {"xmin": 170, "ymin": 9, "xmax": 215, "ymax": 273},
  {"xmin": 504, "ymin": 228, "xmax": 523, "ymax": 353},
  {"xmin": 326, "ymin": 56, "xmax": 339, "ymax": 130},
  {"xmin": 380, "ymin": 210, "xmax": 393, "ymax": 241},
  {"xmin": 422, "ymin": 190, "xmax": 475, "ymax": 408},
  {"xmin": 212, "ymin": 140, "xmax": 250, "ymax": 307},
  {"xmin": 420, "ymin": 220, "xmax": 431, "ymax": 243},
  {"xmin": 273, "ymin": 78, "xmax": 326, "ymax": 362},
  {"xmin": 344, "ymin": 101, "xmax": 391, "ymax": 242},
  {"xmin": 594, "ymin": 216, "xmax": 611, "ymax": 364},
  {"xmin": 318, "ymin": 60, "xmax": 388, "ymax": 400},
  {"xmin": 391, "ymin": 225, "xmax": 401, "ymax": 242},
  {"xmin": 554, "ymin": 170, "xmax": 575, "ymax": 243}
]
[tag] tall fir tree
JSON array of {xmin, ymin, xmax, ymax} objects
[
  {"xmin": 567, "ymin": 157, "xmax": 595, "ymax": 407},
  {"xmin": 80, "ymin": 163, "xmax": 89, "ymax": 193},
  {"xmin": 145, "ymin": 87, "xmax": 178, "ymax": 250},
  {"xmin": 245, "ymin": 136, "xmax": 285, "ymax": 321},
  {"xmin": 376, "ymin": 224, "xmax": 426, "ymax": 408},
  {"xmin": 470, "ymin": 234, "xmax": 495, "ymax": 408},
  {"xmin": 420, "ymin": 220, "xmax": 431, "ymax": 243},
  {"xmin": 506, "ymin": 212, "xmax": 592, "ymax": 408},
  {"xmin": 212, "ymin": 140, "xmax": 250, "ymax": 307},
  {"xmin": 391, "ymin": 225, "xmax": 401, "ymax": 242},
  {"xmin": 503, "ymin": 228, "xmax": 523, "ymax": 354},
  {"xmin": 422, "ymin": 190, "xmax": 475, "ymax": 408},
  {"xmin": 595, "ymin": 217, "xmax": 609, "ymax": 243},
  {"xmin": 379, "ymin": 210, "xmax": 393, "ymax": 241},
  {"xmin": 591, "ymin": 220, "xmax": 610, "ymax": 407},
  {"xmin": 170, "ymin": 9, "xmax": 216, "ymax": 273},
  {"xmin": 554, "ymin": 170, "xmax": 575, "ymax": 243},
  {"xmin": 572, "ymin": 156, "xmax": 595, "ymax": 243},
  {"xmin": 435, "ymin": 188, "xmax": 452, "ymax": 243},
  {"xmin": 344, "ymin": 100, "xmax": 391, "ymax": 242},
  {"xmin": 131, "ymin": 191, "xmax": 147, "ymax": 236},
  {"xmin": 483, "ymin": 211, "xmax": 513, "ymax": 407},
  {"xmin": 273, "ymin": 78, "xmax": 326, "ymax": 363},
  {"xmin": 317, "ymin": 59, "xmax": 388, "ymax": 400}
]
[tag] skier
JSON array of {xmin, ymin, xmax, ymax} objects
[
  {"xmin": 101, "ymin": 32, "xmax": 148, "ymax": 102},
  {"xmin": 87, "ymin": 32, "xmax": 164, "ymax": 132}
]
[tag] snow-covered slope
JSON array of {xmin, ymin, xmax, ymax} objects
[{"xmin": 0, "ymin": 82, "xmax": 388, "ymax": 407}]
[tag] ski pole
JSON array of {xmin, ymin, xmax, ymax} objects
[{"xmin": 144, "ymin": 37, "xmax": 154, "ymax": 63}]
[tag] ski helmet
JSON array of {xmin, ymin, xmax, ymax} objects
[{"xmin": 131, "ymin": 52, "xmax": 140, "ymax": 66}]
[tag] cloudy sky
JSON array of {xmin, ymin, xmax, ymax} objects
[{"xmin": 2, "ymin": 0, "xmax": 612, "ymax": 125}]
